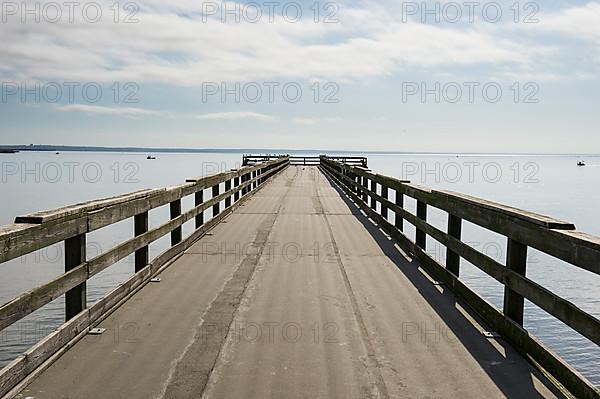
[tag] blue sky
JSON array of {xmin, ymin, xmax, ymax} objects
[{"xmin": 1, "ymin": 0, "xmax": 599, "ymax": 152}]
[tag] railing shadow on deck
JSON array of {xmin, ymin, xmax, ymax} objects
[
  {"xmin": 319, "ymin": 157, "xmax": 600, "ymax": 399},
  {"xmin": 320, "ymin": 169, "xmax": 565, "ymax": 399}
]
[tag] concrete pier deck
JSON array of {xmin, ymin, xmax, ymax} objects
[{"xmin": 17, "ymin": 166, "xmax": 563, "ymax": 399}]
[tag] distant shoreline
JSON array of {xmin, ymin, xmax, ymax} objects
[{"xmin": 0, "ymin": 145, "xmax": 597, "ymax": 157}]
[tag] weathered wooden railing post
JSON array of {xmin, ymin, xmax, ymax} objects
[
  {"xmin": 416, "ymin": 201, "xmax": 427, "ymax": 250},
  {"xmin": 362, "ymin": 175, "xmax": 368, "ymax": 203},
  {"xmin": 134, "ymin": 212, "xmax": 149, "ymax": 272},
  {"xmin": 381, "ymin": 185, "xmax": 389, "ymax": 221},
  {"xmin": 341, "ymin": 165, "xmax": 349, "ymax": 190},
  {"xmin": 225, "ymin": 179, "xmax": 232, "ymax": 208},
  {"xmin": 504, "ymin": 238, "xmax": 528, "ymax": 325},
  {"xmin": 244, "ymin": 172, "xmax": 250, "ymax": 195},
  {"xmin": 212, "ymin": 184, "xmax": 220, "ymax": 217},
  {"xmin": 234, "ymin": 176, "xmax": 240, "ymax": 202},
  {"xmin": 170, "ymin": 199, "xmax": 182, "ymax": 245},
  {"xmin": 370, "ymin": 179, "xmax": 377, "ymax": 210},
  {"xmin": 240, "ymin": 173, "xmax": 246, "ymax": 196},
  {"xmin": 65, "ymin": 234, "xmax": 86, "ymax": 320},
  {"xmin": 395, "ymin": 188, "xmax": 404, "ymax": 232},
  {"xmin": 446, "ymin": 215, "xmax": 462, "ymax": 276},
  {"xmin": 195, "ymin": 189, "xmax": 204, "ymax": 229},
  {"xmin": 349, "ymin": 169, "xmax": 356, "ymax": 193}
]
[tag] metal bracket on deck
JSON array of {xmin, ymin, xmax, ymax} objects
[
  {"xmin": 88, "ymin": 327, "xmax": 106, "ymax": 335},
  {"xmin": 150, "ymin": 277, "xmax": 162, "ymax": 283},
  {"xmin": 482, "ymin": 330, "xmax": 501, "ymax": 339}
]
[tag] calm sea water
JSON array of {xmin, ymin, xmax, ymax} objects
[{"xmin": 0, "ymin": 151, "xmax": 598, "ymax": 387}]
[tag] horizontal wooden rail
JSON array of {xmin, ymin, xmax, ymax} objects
[
  {"xmin": 0, "ymin": 162, "xmax": 284, "ymax": 264},
  {"xmin": 319, "ymin": 156, "xmax": 600, "ymax": 399},
  {"xmin": 243, "ymin": 154, "xmax": 367, "ymax": 168},
  {"xmin": 0, "ymin": 156, "xmax": 289, "ymax": 398}
]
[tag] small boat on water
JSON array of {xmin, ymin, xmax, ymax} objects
[
  {"xmin": 147, "ymin": 155, "xmax": 156, "ymax": 160},
  {"xmin": 577, "ymin": 161, "xmax": 586, "ymax": 167}
]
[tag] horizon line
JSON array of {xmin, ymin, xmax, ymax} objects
[{"xmin": 0, "ymin": 144, "xmax": 598, "ymax": 157}]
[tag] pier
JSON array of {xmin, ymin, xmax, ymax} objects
[{"xmin": 0, "ymin": 156, "xmax": 598, "ymax": 398}]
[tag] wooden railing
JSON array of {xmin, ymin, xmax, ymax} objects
[
  {"xmin": 0, "ymin": 156, "xmax": 289, "ymax": 398},
  {"xmin": 243, "ymin": 154, "xmax": 368, "ymax": 167},
  {"xmin": 319, "ymin": 156, "xmax": 600, "ymax": 399}
]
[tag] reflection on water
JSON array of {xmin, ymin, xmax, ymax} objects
[{"xmin": 0, "ymin": 151, "xmax": 598, "ymax": 386}]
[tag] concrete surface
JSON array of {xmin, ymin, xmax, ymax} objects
[{"xmin": 17, "ymin": 166, "xmax": 563, "ymax": 399}]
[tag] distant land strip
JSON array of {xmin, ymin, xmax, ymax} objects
[{"xmin": 0, "ymin": 145, "xmax": 597, "ymax": 156}]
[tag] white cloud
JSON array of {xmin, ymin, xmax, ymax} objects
[
  {"xmin": 538, "ymin": 2, "xmax": 600, "ymax": 42},
  {"xmin": 194, "ymin": 112, "xmax": 275, "ymax": 121},
  {"xmin": 56, "ymin": 104, "xmax": 167, "ymax": 117},
  {"xmin": 292, "ymin": 117, "xmax": 341, "ymax": 125},
  {"xmin": 55, "ymin": 104, "xmax": 275, "ymax": 121},
  {"xmin": 2, "ymin": 1, "xmax": 598, "ymax": 87},
  {"xmin": 0, "ymin": 1, "xmax": 550, "ymax": 85}
]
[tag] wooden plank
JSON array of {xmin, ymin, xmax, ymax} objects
[
  {"xmin": 381, "ymin": 186, "xmax": 389, "ymax": 221},
  {"xmin": 84, "ymin": 161, "xmax": 286, "ymax": 277},
  {"xmin": 6, "ymin": 159, "xmax": 287, "ymax": 244},
  {"xmin": 14, "ymin": 189, "xmax": 158, "ymax": 224},
  {"xmin": 440, "ymin": 189, "xmax": 575, "ymax": 230},
  {"xmin": 0, "ymin": 311, "xmax": 90, "ymax": 398},
  {"xmin": 212, "ymin": 184, "xmax": 220, "ymax": 217},
  {"xmin": 195, "ymin": 190, "xmax": 204, "ymax": 229},
  {"xmin": 0, "ymin": 356, "xmax": 27, "ymax": 398},
  {"xmin": 87, "ymin": 195, "xmax": 152, "ymax": 232},
  {"xmin": 170, "ymin": 200, "xmax": 182, "ymax": 246},
  {"xmin": 327, "ymin": 159, "xmax": 574, "ymax": 231},
  {"xmin": 446, "ymin": 214, "xmax": 462, "ymax": 276},
  {"xmin": 396, "ymin": 198, "xmax": 600, "ymax": 347},
  {"xmin": 234, "ymin": 176, "xmax": 240, "ymax": 202},
  {"xmin": 369, "ymin": 178, "xmax": 376, "ymax": 209},
  {"xmin": 4, "ymin": 167, "xmax": 281, "ymax": 292},
  {"xmin": 88, "ymin": 266, "xmax": 152, "ymax": 324},
  {"xmin": 526, "ymin": 229, "xmax": 600, "ymax": 276},
  {"xmin": 225, "ymin": 180, "xmax": 232, "ymax": 208},
  {"xmin": 359, "ymin": 175, "xmax": 366, "ymax": 202},
  {"xmin": 504, "ymin": 239, "xmax": 528, "ymax": 326},
  {"xmin": 23, "ymin": 310, "xmax": 89, "ymax": 374},
  {"xmin": 0, "ymin": 264, "xmax": 87, "ymax": 331},
  {"xmin": 64, "ymin": 234, "xmax": 86, "ymax": 321},
  {"xmin": 395, "ymin": 188, "xmax": 404, "ymax": 232},
  {"xmin": 416, "ymin": 201, "xmax": 427, "ymax": 250},
  {"xmin": 134, "ymin": 212, "xmax": 149, "ymax": 273},
  {"xmin": 325, "ymin": 160, "xmax": 600, "ymax": 276},
  {"xmin": 0, "ymin": 218, "xmax": 87, "ymax": 264}
]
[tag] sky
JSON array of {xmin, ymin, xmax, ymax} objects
[{"xmin": 0, "ymin": 0, "xmax": 599, "ymax": 153}]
